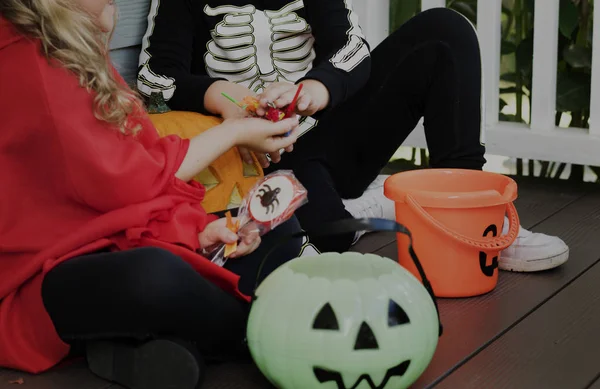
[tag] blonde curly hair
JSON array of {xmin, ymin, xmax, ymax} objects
[{"xmin": 0, "ymin": 0, "xmax": 142, "ymax": 134}]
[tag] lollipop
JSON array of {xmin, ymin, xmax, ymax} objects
[
  {"xmin": 246, "ymin": 172, "xmax": 306, "ymax": 228},
  {"xmin": 208, "ymin": 171, "xmax": 308, "ymax": 266}
]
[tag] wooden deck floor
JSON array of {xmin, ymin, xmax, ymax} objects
[{"xmin": 2, "ymin": 175, "xmax": 600, "ymax": 389}]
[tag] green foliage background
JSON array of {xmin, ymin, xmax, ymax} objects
[{"xmin": 388, "ymin": 0, "xmax": 597, "ymax": 182}]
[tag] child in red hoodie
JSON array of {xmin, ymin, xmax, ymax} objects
[{"xmin": 0, "ymin": 1, "xmax": 307, "ymax": 388}]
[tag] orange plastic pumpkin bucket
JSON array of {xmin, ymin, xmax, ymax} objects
[{"xmin": 383, "ymin": 169, "xmax": 520, "ymax": 297}]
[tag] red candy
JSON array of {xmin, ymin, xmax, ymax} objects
[
  {"xmin": 242, "ymin": 84, "xmax": 303, "ymax": 123},
  {"xmin": 265, "ymin": 105, "xmax": 285, "ymax": 122}
]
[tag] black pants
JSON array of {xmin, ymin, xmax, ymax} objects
[
  {"xmin": 41, "ymin": 216, "xmax": 303, "ymax": 358},
  {"xmin": 266, "ymin": 8, "xmax": 486, "ymax": 252}
]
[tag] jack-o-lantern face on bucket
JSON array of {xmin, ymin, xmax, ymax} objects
[
  {"xmin": 479, "ymin": 224, "xmax": 499, "ymax": 277},
  {"xmin": 311, "ymin": 301, "xmax": 412, "ymax": 389},
  {"xmin": 246, "ymin": 252, "xmax": 440, "ymax": 389}
]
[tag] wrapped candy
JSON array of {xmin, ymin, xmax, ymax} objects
[
  {"xmin": 222, "ymin": 84, "xmax": 303, "ymax": 133},
  {"xmin": 241, "ymin": 96, "xmax": 260, "ymax": 115},
  {"xmin": 205, "ymin": 170, "xmax": 308, "ymax": 267},
  {"xmin": 237, "ymin": 95, "xmax": 286, "ymax": 122}
]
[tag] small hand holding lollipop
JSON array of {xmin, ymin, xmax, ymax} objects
[{"xmin": 205, "ymin": 170, "xmax": 308, "ymax": 267}]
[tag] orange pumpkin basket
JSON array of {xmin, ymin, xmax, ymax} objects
[
  {"xmin": 384, "ymin": 169, "xmax": 520, "ymax": 297},
  {"xmin": 148, "ymin": 111, "xmax": 264, "ymax": 213}
]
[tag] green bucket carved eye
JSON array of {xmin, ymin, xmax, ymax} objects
[
  {"xmin": 312, "ymin": 303, "xmax": 339, "ymax": 331},
  {"xmin": 388, "ymin": 299, "xmax": 410, "ymax": 327}
]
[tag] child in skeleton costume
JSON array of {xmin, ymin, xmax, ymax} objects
[{"xmin": 138, "ymin": 0, "xmax": 569, "ymax": 272}]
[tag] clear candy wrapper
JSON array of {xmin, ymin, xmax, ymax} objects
[{"xmin": 203, "ymin": 170, "xmax": 308, "ymax": 267}]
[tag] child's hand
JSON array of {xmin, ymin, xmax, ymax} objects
[
  {"xmin": 204, "ymin": 80, "xmax": 257, "ymax": 120},
  {"xmin": 198, "ymin": 218, "xmax": 261, "ymax": 258},
  {"xmin": 257, "ymin": 80, "xmax": 330, "ymax": 117},
  {"xmin": 225, "ymin": 116, "xmax": 300, "ymax": 155}
]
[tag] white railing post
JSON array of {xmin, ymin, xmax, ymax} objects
[
  {"xmin": 421, "ymin": 0, "xmax": 446, "ymax": 11},
  {"xmin": 353, "ymin": 0, "xmax": 390, "ymax": 49},
  {"xmin": 477, "ymin": 0, "xmax": 502, "ymax": 130},
  {"xmin": 530, "ymin": 0, "xmax": 560, "ymax": 131},
  {"xmin": 589, "ymin": 2, "xmax": 600, "ymax": 137}
]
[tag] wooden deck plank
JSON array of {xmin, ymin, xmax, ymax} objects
[
  {"xmin": 411, "ymin": 187, "xmax": 600, "ymax": 388},
  {"xmin": 350, "ymin": 231, "xmax": 396, "ymax": 253},
  {"xmin": 588, "ymin": 376, "xmax": 600, "ymax": 389},
  {"xmin": 505, "ymin": 176, "xmax": 588, "ymax": 228},
  {"xmin": 0, "ymin": 360, "xmax": 110, "ymax": 389},
  {"xmin": 105, "ymin": 363, "xmax": 275, "ymax": 389},
  {"xmin": 202, "ymin": 363, "xmax": 272, "ymax": 389},
  {"xmin": 436, "ymin": 259, "xmax": 600, "ymax": 389}
]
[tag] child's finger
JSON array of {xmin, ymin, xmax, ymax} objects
[
  {"xmin": 274, "ymin": 89, "xmax": 303, "ymax": 108},
  {"xmin": 238, "ymin": 147, "xmax": 254, "ymax": 165},
  {"xmin": 296, "ymin": 94, "xmax": 311, "ymax": 112},
  {"xmin": 241, "ymin": 230, "xmax": 259, "ymax": 245},
  {"xmin": 217, "ymin": 227, "xmax": 238, "ymax": 244},
  {"xmin": 259, "ymin": 84, "xmax": 293, "ymax": 106},
  {"xmin": 269, "ymin": 150, "xmax": 282, "ymax": 164},
  {"xmin": 255, "ymin": 152, "xmax": 270, "ymax": 168},
  {"xmin": 270, "ymin": 129, "xmax": 299, "ymax": 151},
  {"xmin": 265, "ymin": 118, "xmax": 299, "ymax": 136},
  {"xmin": 231, "ymin": 236, "xmax": 261, "ymax": 258}
]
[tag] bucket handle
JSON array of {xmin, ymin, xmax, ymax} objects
[
  {"xmin": 251, "ymin": 218, "xmax": 444, "ymax": 337},
  {"xmin": 405, "ymin": 194, "xmax": 520, "ymax": 251}
]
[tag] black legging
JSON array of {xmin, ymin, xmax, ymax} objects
[
  {"xmin": 266, "ymin": 8, "xmax": 486, "ymax": 252},
  {"xmin": 41, "ymin": 216, "xmax": 303, "ymax": 358}
]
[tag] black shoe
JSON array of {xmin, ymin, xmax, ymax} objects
[{"xmin": 86, "ymin": 338, "xmax": 205, "ymax": 389}]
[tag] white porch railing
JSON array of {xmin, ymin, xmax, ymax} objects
[{"xmin": 353, "ymin": 0, "xmax": 600, "ymax": 167}]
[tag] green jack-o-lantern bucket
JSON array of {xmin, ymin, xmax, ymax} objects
[{"xmin": 246, "ymin": 218, "xmax": 442, "ymax": 389}]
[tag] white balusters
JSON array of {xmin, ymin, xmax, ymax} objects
[
  {"xmin": 530, "ymin": 0, "xmax": 560, "ymax": 131},
  {"xmin": 477, "ymin": 0, "xmax": 502, "ymax": 129},
  {"xmin": 348, "ymin": 0, "xmax": 600, "ymax": 165},
  {"xmin": 353, "ymin": 0, "xmax": 390, "ymax": 48},
  {"xmin": 421, "ymin": 0, "xmax": 446, "ymax": 11},
  {"xmin": 589, "ymin": 1, "xmax": 600, "ymax": 137}
]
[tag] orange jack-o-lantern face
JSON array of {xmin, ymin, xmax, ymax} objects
[
  {"xmin": 479, "ymin": 224, "xmax": 499, "ymax": 277},
  {"xmin": 148, "ymin": 110, "xmax": 264, "ymax": 213}
]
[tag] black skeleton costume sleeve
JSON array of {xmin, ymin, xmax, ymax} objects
[
  {"xmin": 136, "ymin": 0, "xmax": 371, "ymax": 114},
  {"xmin": 298, "ymin": 0, "xmax": 371, "ymax": 109},
  {"xmin": 136, "ymin": 0, "xmax": 221, "ymax": 114}
]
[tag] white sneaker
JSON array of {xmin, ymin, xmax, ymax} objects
[
  {"xmin": 342, "ymin": 175, "xmax": 396, "ymax": 244},
  {"xmin": 499, "ymin": 216, "xmax": 569, "ymax": 272}
]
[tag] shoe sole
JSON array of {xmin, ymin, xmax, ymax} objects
[
  {"xmin": 86, "ymin": 339, "xmax": 202, "ymax": 389},
  {"xmin": 499, "ymin": 248, "xmax": 570, "ymax": 272}
]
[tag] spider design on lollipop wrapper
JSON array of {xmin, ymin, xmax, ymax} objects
[{"xmin": 256, "ymin": 184, "xmax": 281, "ymax": 214}]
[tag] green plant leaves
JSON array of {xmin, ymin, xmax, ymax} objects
[
  {"xmin": 389, "ymin": 0, "xmax": 420, "ymax": 32},
  {"xmin": 502, "ymin": 41, "xmax": 517, "ymax": 54},
  {"xmin": 448, "ymin": 0, "xmax": 477, "ymax": 24},
  {"xmin": 563, "ymin": 44, "xmax": 592, "ymax": 68},
  {"xmin": 516, "ymin": 34, "xmax": 534, "ymax": 74},
  {"xmin": 559, "ymin": 0, "xmax": 580, "ymax": 38},
  {"xmin": 556, "ymin": 71, "xmax": 591, "ymax": 112}
]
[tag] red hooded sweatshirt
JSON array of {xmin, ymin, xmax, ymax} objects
[{"xmin": 0, "ymin": 18, "xmax": 247, "ymax": 373}]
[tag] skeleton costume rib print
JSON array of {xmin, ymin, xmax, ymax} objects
[
  {"xmin": 136, "ymin": 0, "xmax": 371, "ymax": 137},
  {"xmin": 203, "ymin": 2, "xmax": 317, "ymax": 92}
]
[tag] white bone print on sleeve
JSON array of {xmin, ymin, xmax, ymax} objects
[
  {"xmin": 137, "ymin": 0, "xmax": 177, "ymax": 100},
  {"xmin": 329, "ymin": 0, "xmax": 370, "ymax": 72},
  {"xmin": 204, "ymin": 1, "xmax": 315, "ymax": 93}
]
